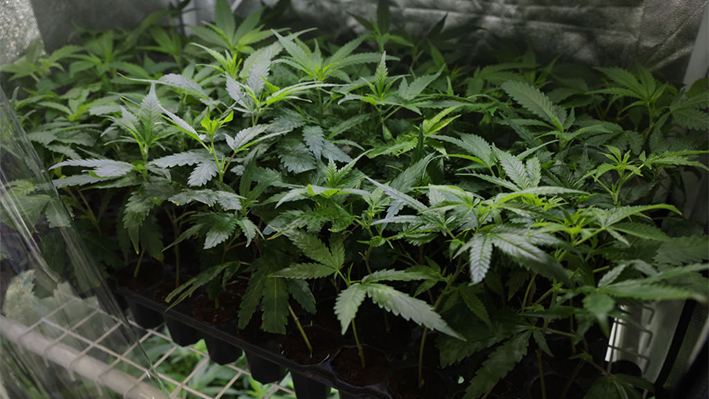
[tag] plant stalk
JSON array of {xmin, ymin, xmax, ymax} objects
[
  {"xmin": 536, "ymin": 349, "xmax": 547, "ymax": 399},
  {"xmin": 133, "ymin": 248, "xmax": 146, "ymax": 278},
  {"xmin": 350, "ymin": 318, "xmax": 366, "ymax": 368},
  {"xmin": 288, "ymin": 305, "xmax": 313, "ymax": 354}
]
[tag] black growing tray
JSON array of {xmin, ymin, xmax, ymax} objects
[{"xmin": 113, "ymin": 282, "xmax": 470, "ymax": 399}]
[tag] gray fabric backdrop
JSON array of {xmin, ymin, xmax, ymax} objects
[{"xmin": 1, "ymin": 0, "xmax": 707, "ymax": 82}]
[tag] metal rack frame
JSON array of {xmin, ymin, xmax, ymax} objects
[{"xmin": 1, "ymin": 290, "xmax": 298, "ymax": 399}]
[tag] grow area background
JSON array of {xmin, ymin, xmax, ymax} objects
[{"xmin": 0, "ymin": 0, "xmax": 707, "ymax": 398}]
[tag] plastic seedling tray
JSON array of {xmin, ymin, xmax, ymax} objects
[{"xmin": 112, "ymin": 280, "xmax": 470, "ymax": 399}]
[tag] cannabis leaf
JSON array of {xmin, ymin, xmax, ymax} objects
[
  {"xmin": 51, "ymin": 159, "xmax": 135, "ymax": 178},
  {"xmin": 334, "ymin": 284, "xmax": 367, "ymax": 334},
  {"xmin": 463, "ymin": 332, "xmax": 532, "ymax": 399},
  {"xmin": 502, "ymin": 81, "xmax": 566, "ymax": 131}
]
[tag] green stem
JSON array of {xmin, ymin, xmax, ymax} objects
[
  {"xmin": 544, "ymin": 328, "xmax": 577, "ymax": 339},
  {"xmin": 351, "ymin": 318, "xmax": 366, "ymax": 368},
  {"xmin": 76, "ymin": 190, "xmax": 101, "ymax": 234},
  {"xmin": 418, "ymin": 327, "xmax": 429, "ymax": 389},
  {"xmin": 419, "ymin": 260, "xmax": 464, "ymax": 387},
  {"xmin": 561, "ymin": 361, "xmax": 584, "ymax": 399},
  {"xmin": 289, "ymin": 305, "xmax": 313, "ymax": 354},
  {"xmin": 522, "ymin": 273, "xmax": 537, "ymax": 307},
  {"xmin": 363, "ymin": 245, "xmax": 373, "ymax": 275},
  {"xmin": 133, "ymin": 248, "xmax": 146, "ymax": 278},
  {"xmin": 536, "ymin": 350, "xmax": 547, "ymax": 399}
]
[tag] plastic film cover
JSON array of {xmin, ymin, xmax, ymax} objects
[{"xmin": 0, "ymin": 87, "xmax": 168, "ymax": 399}]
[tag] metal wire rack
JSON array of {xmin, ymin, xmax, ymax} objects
[{"xmin": 0, "ymin": 289, "xmax": 308, "ymax": 399}]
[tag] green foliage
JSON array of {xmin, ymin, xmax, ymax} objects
[
  {"xmin": 5, "ymin": 5, "xmax": 708, "ymax": 398},
  {"xmin": 463, "ymin": 332, "xmax": 532, "ymax": 399}
]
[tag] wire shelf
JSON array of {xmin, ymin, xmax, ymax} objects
[{"xmin": 1, "ymin": 289, "xmax": 309, "ymax": 399}]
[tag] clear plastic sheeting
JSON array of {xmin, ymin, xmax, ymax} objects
[{"xmin": 0, "ymin": 87, "xmax": 168, "ymax": 399}]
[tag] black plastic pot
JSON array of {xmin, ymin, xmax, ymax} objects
[
  {"xmin": 245, "ymin": 351, "xmax": 287, "ymax": 384},
  {"xmin": 291, "ymin": 373, "xmax": 331, "ymax": 399},
  {"xmin": 125, "ymin": 297, "xmax": 163, "ymax": 329},
  {"xmin": 164, "ymin": 316, "xmax": 200, "ymax": 346},
  {"xmin": 203, "ymin": 334, "xmax": 242, "ymax": 365}
]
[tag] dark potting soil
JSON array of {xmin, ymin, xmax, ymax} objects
[
  {"xmin": 118, "ymin": 261, "xmax": 163, "ymax": 292},
  {"xmin": 388, "ymin": 367, "xmax": 447, "ymax": 399},
  {"xmin": 529, "ymin": 373, "xmax": 585, "ymax": 399},
  {"xmin": 237, "ymin": 313, "xmax": 284, "ymax": 343},
  {"xmin": 225, "ymin": 277, "xmax": 249, "ymax": 298},
  {"xmin": 412, "ymin": 332, "xmax": 440, "ymax": 368},
  {"xmin": 192, "ymin": 292, "xmax": 239, "ymax": 325},
  {"xmin": 281, "ymin": 326, "xmax": 337, "ymax": 365},
  {"xmin": 543, "ymin": 336, "xmax": 603, "ymax": 380},
  {"xmin": 488, "ymin": 363, "xmax": 527, "ymax": 398},
  {"xmin": 332, "ymin": 347, "xmax": 389, "ymax": 386},
  {"xmin": 359, "ymin": 309, "xmax": 412, "ymax": 351},
  {"xmin": 312, "ymin": 298, "xmax": 341, "ymax": 333}
]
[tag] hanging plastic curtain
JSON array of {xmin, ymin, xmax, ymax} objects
[{"xmin": 0, "ymin": 87, "xmax": 168, "ymax": 399}]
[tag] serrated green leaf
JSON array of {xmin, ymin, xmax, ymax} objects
[
  {"xmin": 463, "ymin": 332, "xmax": 532, "ymax": 399},
  {"xmin": 361, "ymin": 269, "xmax": 429, "ymax": 283},
  {"xmin": 287, "ymin": 279, "xmax": 316, "ymax": 314},
  {"xmin": 490, "ymin": 231, "xmax": 571, "ymax": 286},
  {"xmin": 432, "ymin": 133, "xmax": 494, "ymax": 167},
  {"xmin": 654, "ymin": 236, "xmax": 709, "ymax": 265},
  {"xmin": 399, "ymin": 68, "xmax": 442, "ymax": 101},
  {"xmin": 583, "ymin": 292, "xmax": 615, "ymax": 323},
  {"xmin": 467, "ymin": 234, "xmax": 493, "ymax": 284},
  {"xmin": 366, "ymin": 177, "xmax": 427, "ymax": 212},
  {"xmin": 238, "ymin": 258, "xmax": 271, "ymax": 328},
  {"xmin": 236, "ymin": 217, "xmax": 260, "ymax": 247},
  {"xmin": 270, "ymin": 262, "xmax": 336, "ymax": 279},
  {"xmin": 459, "ymin": 284, "xmax": 490, "ymax": 324},
  {"xmin": 611, "ymin": 222, "xmax": 670, "ymax": 241},
  {"xmin": 148, "ymin": 150, "xmax": 212, "ymax": 168},
  {"xmin": 374, "ymin": 52, "xmax": 389, "ymax": 94},
  {"xmin": 123, "ymin": 191, "xmax": 154, "ymax": 253},
  {"xmin": 246, "ymin": 54, "xmax": 270, "ymax": 96},
  {"xmin": 263, "ymin": 276, "xmax": 289, "ymax": 334},
  {"xmin": 533, "ymin": 330, "xmax": 554, "ymax": 357},
  {"xmin": 673, "ymin": 107, "xmax": 708, "ymax": 130},
  {"xmin": 601, "ymin": 283, "xmax": 699, "ymax": 301},
  {"xmin": 278, "ymin": 139, "xmax": 316, "ymax": 173},
  {"xmin": 303, "ymin": 125, "xmax": 326, "ymax": 160},
  {"xmin": 437, "ymin": 315, "xmax": 524, "ymax": 367},
  {"xmin": 598, "ymin": 264, "xmax": 629, "ymax": 287},
  {"xmin": 494, "ymin": 148, "xmax": 532, "ymax": 189},
  {"xmin": 52, "ymin": 174, "xmax": 110, "ymax": 188},
  {"xmin": 290, "ymin": 231, "xmax": 343, "ymax": 269},
  {"xmin": 214, "ymin": 0, "xmax": 236, "ymax": 40},
  {"xmin": 597, "ymin": 204, "xmax": 679, "ymax": 227},
  {"xmin": 158, "ymin": 73, "xmax": 210, "ymax": 99},
  {"xmin": 189, "ymin": 161, "xmax": 219, "ymax": 187},
  {"xmin": 526, "ymin": 157, "xmax": 542, "ymax": 187},
  {"xmin": 502, "ymin": 81, "xmax": 565, "ymax": 129},
  {"xmin": 596, "ymin": 67, "xmax": 647, "ymax": 99},
  {"xmin": 169, "ymin": 189, "xmax": 242, "ymax": 211},
  {"xmin": 226, "ymin": 124, "xmax": 269, "ymax": 152},
  {"xmin": 165, "ymin": 261, "xmax": 239, "ymax": 309},
  {"xmin": 204, "ymin": 214, "xmax": 238, "ymax": 249},
  {"xmin": 335, "ymin": 283, "xmax": 367, "ymax": 334},
  {"xmin": 51, "ymin": 158, "xmax": 134, "ymax": 178},
  {"xmin": 366, "ymin": 283, "xmax": 463, "ymax": 339},
  {"xmin": 469, "ymin": 173, "xmax": 520, "ymax": 191}
]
